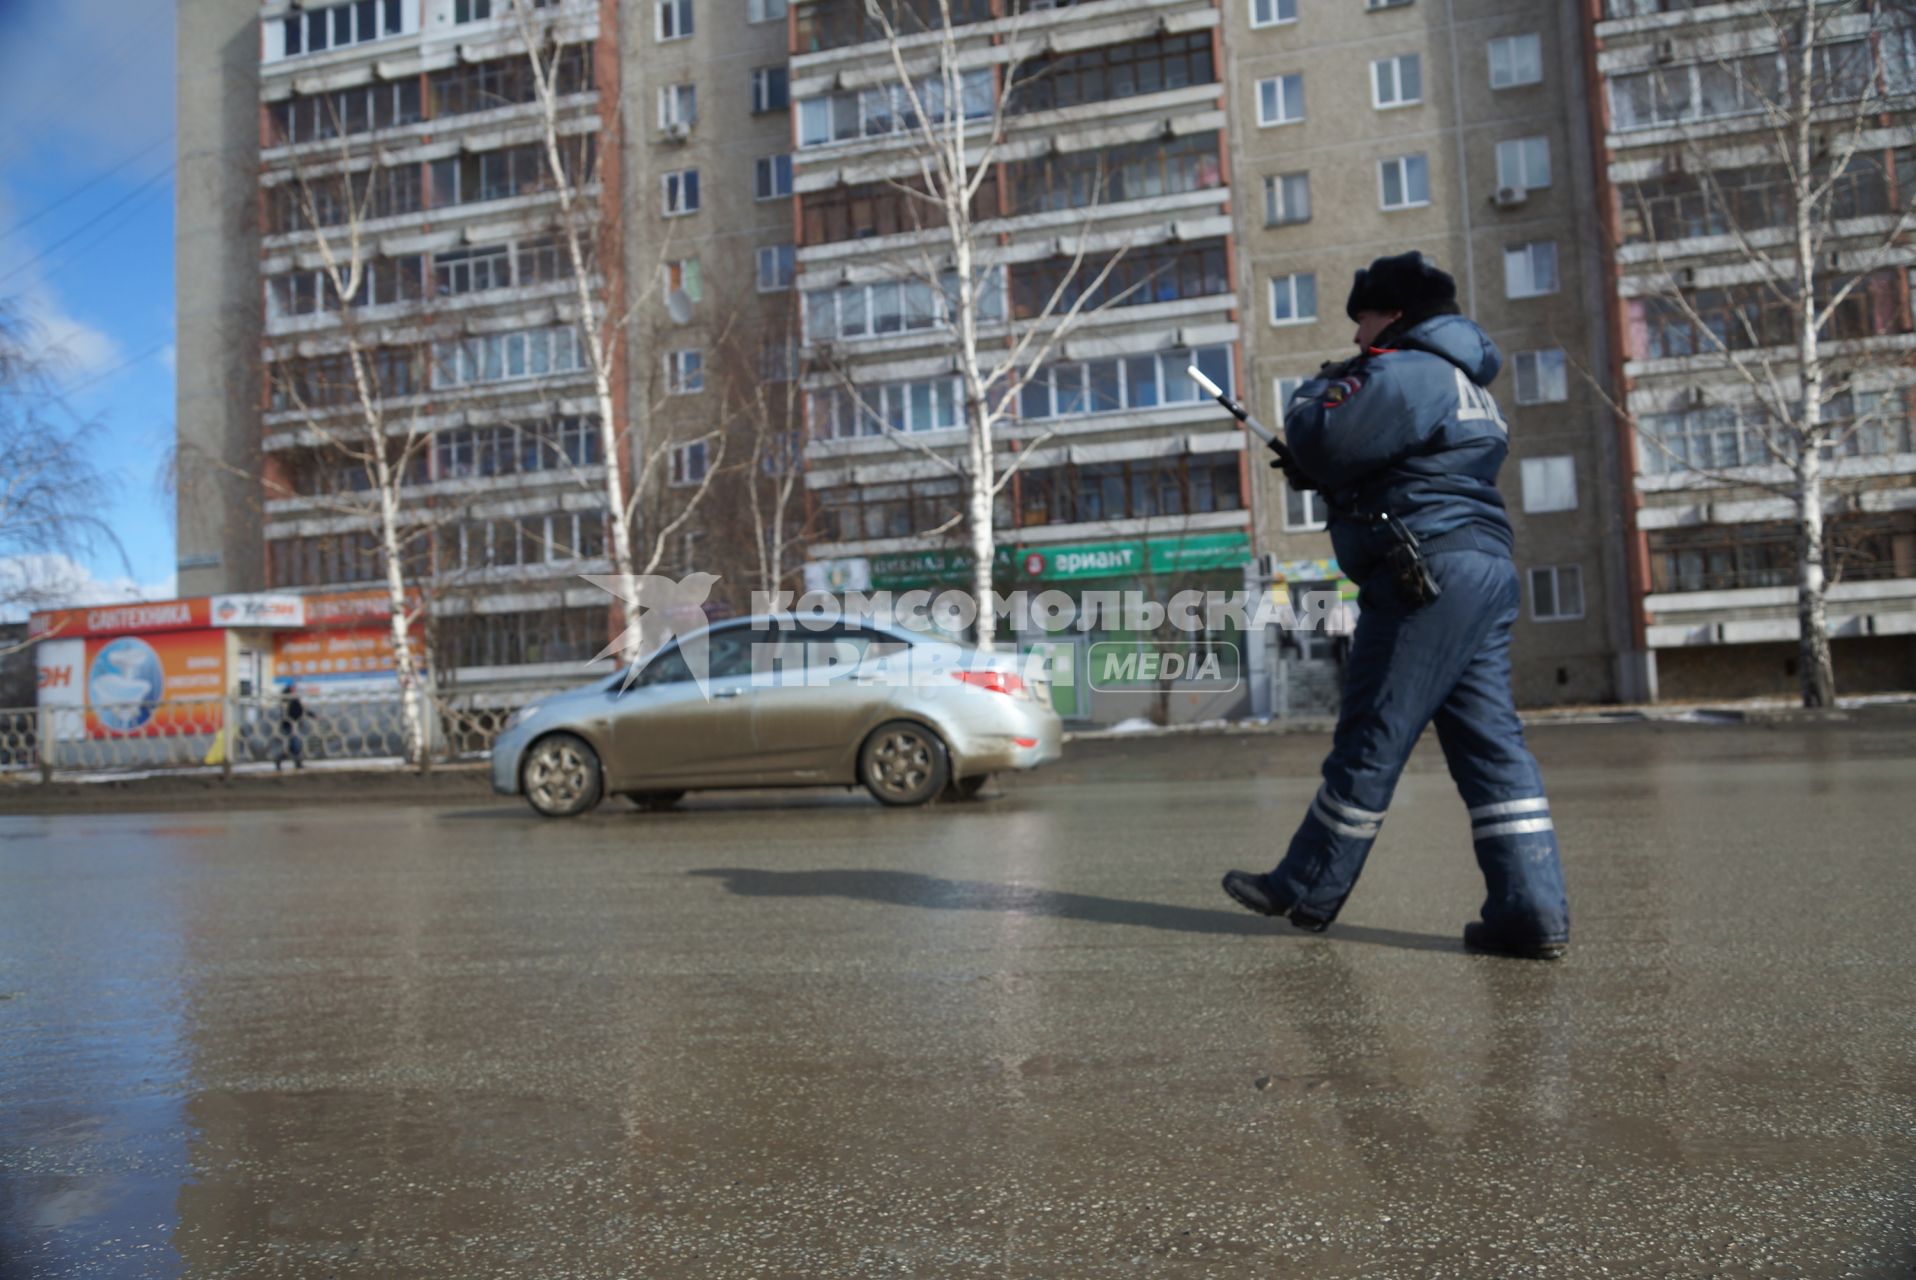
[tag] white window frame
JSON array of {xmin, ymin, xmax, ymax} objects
[
  {"xmin": 666, "ymin": 350, "xmax": 705, "ymax": 395},
  {"xmin": 1263, "ymin": 172, "xmax": 1310, "ymax": 226},
  {"xmin": 1372, "ymin": 54, "xmax": 1423, "ymax": 109},
  {"xmin": 657, "ymin": 0, "xmax": 693, "ymax": 42},
  {"xmin": 751, "ymin": 66, "xmax": 789, "ymax": 114},
  {"xmin": 747, "ymin": 0, "xmax": 786, "ymax": 22},
  {"xmin": 1503, "ymin": 241, "xmax": 1559, "ymax": 298},
  {"xmin": 1488, "ymin": 33, "xmax": 1543, "ymax": 90},
  {"xmin": 1513, "ymin": 349, "xmax": 1568, "ymax": 405},
  {"xmin": 659, "ymin": 83, "xmax": 697, "ymax": 130},
  {"xmin": 1269, "ymin": 273, "xmax": 1317, "ymax": 326},
  {"xmin": 1256, "ymin": 74, "xmax": 1305, "ymax": 127},
  {"xmin": 1274, "ymin": 376, "xmax": 1305, "ymax": 417},
  {"xmin": 1378, "ymin": 154, "xmax": 1431, "ymax": 210},
  {"xmin": 662, "ymin": 257, "xmax": 702, "ymax": 307},
  {"xmin": 1520, "ymin": 456, "xmax": 1579, "ymax": 514},
  {"xmin": 1495, "ymin": 136, "xmax": 1552, "ymax": 191},
  {"xmin": 662, "ymin": 169, "xmax": 700, "ymax": 216},
  {"xmin": 756, "ymin": 244, "xmax": 795, "ymax": 293},
  {"xmin": 755, "ymin": 154, "xmax": 793, "ymax": 201},
  {"xmin": 802, "ymin": 268, "xmax": 1006, "ymax": 343},
  {"xmin": 1528, "ymin": 564, "xmax": 1584, "ymax": 621},
  {"xmin": 1250, "ymin": 0, "xmax": 1297, "ymax": 28},
  {"xmin": 670, "ymin": 440, "xmax": 710, "ymax": 486}
]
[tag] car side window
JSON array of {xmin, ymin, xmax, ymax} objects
[{"xmin": 637, "ymin": 629, "xmax": 758, "ymax": 685}]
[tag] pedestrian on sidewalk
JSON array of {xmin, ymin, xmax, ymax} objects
[
  {"xmin": 1222, "ymin": 251, "xmax": 1570, "ymax": 959},
  {"xmin": 275, "ymin": 689, "xmax": 305, "ymax": 772}
]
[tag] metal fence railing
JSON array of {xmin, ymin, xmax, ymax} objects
[{"xmin": 0, "ymin": 679, "xmax": 578, "ymax": 781}]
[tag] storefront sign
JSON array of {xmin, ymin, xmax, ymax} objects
[
  {"xmin": 868, "ymin": 531, "xmax": 1252, "ymax": 589},
  {"xmin": 83, "ymin": 631, "xmax": 225, "ymax": 737},
  {"xmin": 210, "ymin": 594, "xmax": 307, "ymax": 628},
  {"xmin": 274, "ymin": 627, "xmax": 400, "ymax": 689},
  {"xmin": 1146, "ymin": 532, "xmax": 1253, "ymax": 574}
]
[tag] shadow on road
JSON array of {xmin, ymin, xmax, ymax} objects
[{"xmin": 688, "ymin": 867, "xmax": 1459, "ymax": 954}]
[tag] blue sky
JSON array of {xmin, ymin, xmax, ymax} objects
[{"xmin": 1, "ymin": 0, "xmax": 180, "ymax": 611}]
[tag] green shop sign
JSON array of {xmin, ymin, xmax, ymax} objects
[{"xmin": 868, "ymin": 532, "xmax": 1251, "ymax": 589}]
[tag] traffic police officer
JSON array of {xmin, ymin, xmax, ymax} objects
[{"xmin": 1222, "ymin": 251, "xmax": 1571, "ymax": 959}]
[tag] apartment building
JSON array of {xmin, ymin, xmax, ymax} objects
[
  {"xmin": 1589, "ymin": 0, "xmax": 1916, "ymax": 699},
  {"xmin": 1225, "ymin": 0, "xmax": 1637, "ymax": 707},
  {"xmin": 788, "ymin": 0, "xmax": 1255, "ymax": 722}
]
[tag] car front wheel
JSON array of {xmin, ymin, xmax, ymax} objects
[
  {"xmin": 521, "ymin": 733, "xmax": 604, "ymax": 818},
  {"xmin": 859, "ymin": 721, "xmax": 950, "ymax": 807}
]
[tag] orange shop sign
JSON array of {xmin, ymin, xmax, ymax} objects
[{"xmin": 83, "ymin": 631, "xmax": 226, "ymax": 738}]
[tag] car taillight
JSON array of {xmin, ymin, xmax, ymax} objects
[{"xmin": 952, "ymin": 670, "xmax": 1026, "ymax": 697}]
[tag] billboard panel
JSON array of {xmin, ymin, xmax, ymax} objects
[{"xmin": 82, "ymin": 632, "xmax": 226, "ymax": 738}]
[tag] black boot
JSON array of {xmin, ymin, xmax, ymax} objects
[
  {"xmin": 1221, "ymin": 871, "xmax": 1331, "ymax": 933},
  {"xmin": 1462, "ymin": 921, "xmax": 1567, "ymax": 961}
]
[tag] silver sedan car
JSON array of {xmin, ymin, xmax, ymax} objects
[{"xmin": 490, "ymin": 616, "xmax": 1065, "ymax": 816}]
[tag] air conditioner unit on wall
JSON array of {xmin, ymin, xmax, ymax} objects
[
  {"xmin": 1492, "ymin": 186, "xmax": 1528, "ymax": 208},
  {"xmin": 663, "ymin": 121, "xmax": 690, "ymax": 143}
]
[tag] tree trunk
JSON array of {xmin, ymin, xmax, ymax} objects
[{"xmin": 1791, "ymin": 2, "xmax": 1837, "ymax": 708}]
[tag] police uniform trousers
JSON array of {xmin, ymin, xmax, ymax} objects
[{"xmin": 1268, "ymin": 544, "xmax": 1570, "ymax": 941}]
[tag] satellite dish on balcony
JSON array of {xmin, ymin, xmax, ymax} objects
[{"xmin": 665, "ymin": 289, "xmax": 694, "ymax": 325}]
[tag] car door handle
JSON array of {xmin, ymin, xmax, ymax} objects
[{"xmin": 713, "ymin": 688, "xmax": 745, "ymax": 699}]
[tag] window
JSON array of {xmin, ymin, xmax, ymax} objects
[
  {"xmin": 1366, "ymin": 0, "xmax": 1414, "ymax": 8},
  {"xmin": 804, "ymin": 268, "xmax": 1007, "ymax": 342},
  {"xmin": 1379, "ymin": 154, "xmax": 1430, "ymax": 209},
  {"xmin": 663, "ymin": 258, "xmax": 703, "ymax": 304},
  {"xmin": 433, "ymin": 417, "xmax": 604, "ymax": 481},
  {"xmin": 1372, "ymin": 54, "xmax": 1423, "ymax": 108},
  {"xmin": 747, "ymin": 0, "xmax": 787, "ymax": 21},
  {"xmin": 431, "ymin": 327, "xmax": 586, "ymax": 389},
  {"xmin": 658, "ymin": 0, "xmax": 693, "ymax": 40},
  {"xmin": 1264, "ymin": 172, "xmax": 1310, "ymax": 226},
  {"xmin": 808, "ymin": 377, "xmax": 965, "ymax": 439},
  {"xmin": 659, "ymin": 83, "xmax": 697, "ymax": 130},
  {"xmin": 1270, "ymin": 273, "xmax": 1317, "ymax": 324},
  {"xmin": 434, "ymin": 245, "xmax": 513, "ymax": 298},
  {"xmin": 666, "ymin": 349, "xmax": 704, "ymax": 394},
  {"xmin": 1012, "ymin": 32, "xmax": 1216, "ymax": 115},
  {"xmin": 1488, "ymin": 34, "xmax": 1543, "ymax": 89},
  {"xmin": 1251, "ymin": 0, "xmax": 1296, "ymax": 26},
  {"xmin": 430, "ymin": 48, "xmax": 592, "ymax": 118},
  {"xmin": 1257, "ymin": 74, "xmax": 1305, "ymax": 126},
  {"xmin": 453, "ymin": 0, "xmax": 490, "ymax": 21},
  {"xmin": 759, "ymin": 340, "xmax": 798, "ymax": 384},
  {"xmin": 1528, "ymin": 565, "xmax": 1584, "ymax": 621},
  {"xmin": 1513, "ymin": 349, "xmax": 1567, "ymax": 404},
  {"xmin": 670, "ymin": 440, "xmax": 710, "ymax": 486},
  {"xmin": 1284, "ymin": 480, "xmax": 1328, "ymax": 531},
  {"xmin": 267, "ymin": 81, "xmax": 423, "ymax": 145},
  {"xmin": 1015, "ymin": 345, "xmax": 1234, "ymax": 422},
  {"xmin": 1504, "ymin": 241, "xmax": 1558, "ymax": 298},
  {"xmin": 281, "ymin": 0, "xmax": 402, "ymax": 57},
  {"xmin": 1520, "ymin": 456, "xmax": 1578, "ymax": 514},
  {"xmin": 1007, "ymin": 132, "xmax": 1224, "ymax": 216},
  {"xmin": 756, "ymin": 154, "xmax": 793, "ymax": 200},
  {"xmin": 1495, "ymin": 136, "xmax": 1552, "ymax": 192},
  {"xmin": 662, "ymin": 169, "xmax": 700, "ymax": 215},
  {"xmin": 1010, "ymin": 240, "xmax": 1226, "ymax": 319},
  {"xmin": 756, "ymin": 244, "xmax": 796, "ymax": 292},
  {"xmin": 752, "ymin": 66, "xmax": 790, "ymax": 113},
  {"xmin": 797, "ymin": 68, "xmax": 996, "ymax": 147}
]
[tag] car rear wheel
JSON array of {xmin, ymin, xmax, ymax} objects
[
  {"xmin": 859, "ymin": 721, "xmax": 950, "ymax": 807},
  {"xmin": 522, "ymin": 733, "xmax": 604, "ymax": 818}
]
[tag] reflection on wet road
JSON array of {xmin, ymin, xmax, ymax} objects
[{"xmin": 3, "ymin": 717, "xmax": 1915, "ymax": 1277}]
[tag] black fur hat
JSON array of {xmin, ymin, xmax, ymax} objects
[{"xmin": 1344, "ymin": 251, "xmax": 1460, "ymax": 323}]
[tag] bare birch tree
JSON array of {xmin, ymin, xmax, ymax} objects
[
  {"xmin": 0, "ymin": 303, "xmax": 129, "ymax": 637},
  {"xmin": 269, "ymin": 135, "xmax": 438, "ymax": 762},
  {"xmin": 1609, "ymin": 0, "xmax": 1916, "ymax": 705},
  {"xmin": 510, "ymin": 0, "xmax": 726, "ymax": 659},
  {"xmin": 817, "ymin": 0, "xmax": 1149, "ymax": 651}
]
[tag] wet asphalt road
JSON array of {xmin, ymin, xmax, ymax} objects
[{"xmin": 2, "ymin": 715, "xmax": 1915, "ymax": 1279}]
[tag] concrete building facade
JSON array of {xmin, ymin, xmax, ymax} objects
[
  {"xmin": 1588, "ymin": 0, "xmax": 1916, "ymax": 700},
  {"xmin": 1224, "ymin": 0, "xmax": 1641, "ymax": 708}
]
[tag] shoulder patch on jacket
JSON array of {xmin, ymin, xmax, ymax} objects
[{"xmin": 1322, "ymin": 374, "xmax": 1365, "ymax": 409}]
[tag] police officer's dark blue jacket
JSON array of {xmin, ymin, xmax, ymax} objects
[{"xmin": 1282, "ymin": 313, "xmax": 1515, "ymax": 587}]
